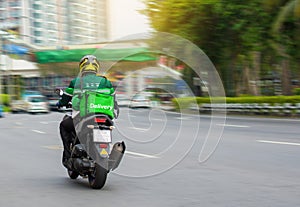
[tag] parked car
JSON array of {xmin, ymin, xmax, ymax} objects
[
  {"xmin": 129, "ymin": 94, "xmax": 151, "ymax": 109},
  {"xmin": 48, "ymin": 98, "xmax": 59, "ymax": 111},
  {"xmin": 116, "ymin": 94, "xmax": 130, "ymax": 107},
  {"xmin": 47, "ymin": 98, "xmax": 71, "ymax": 112},
  {"xmin": 44, "ymin": 93, "xmax": 60, "ymax": 111},
  {"xmin": 25, "ymin": 95, "xmax": 50, "ymax": 114},
  {"xmin": 10, "ymin": 100, "xmax": 27, "ymax": 113},
  {"xmin": 0, "ymin": 105, "xmax": 4, "ymax": 117}
]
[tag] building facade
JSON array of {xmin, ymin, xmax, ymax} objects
[{"xmin": 0, "ymin": 0, "xmax": 109, "ymax": 46}]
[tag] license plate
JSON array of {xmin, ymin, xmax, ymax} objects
[{"xmin": 93, "ymin": 130, "xmax": 112, "ymax": 143}]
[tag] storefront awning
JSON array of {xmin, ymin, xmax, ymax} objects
[
  {"xmin": 34, "ymin": 47, "xmax": 157, "ymax": 63},
  {"xmin": 3, "ymin": 44, "xmax": 29, "ymax": 55}
]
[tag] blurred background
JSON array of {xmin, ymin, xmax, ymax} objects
[{"xmin": 1, "ymin": 0, "xmax": 300, "ymax": 114}]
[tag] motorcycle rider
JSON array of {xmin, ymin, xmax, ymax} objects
[{"xmin": 56, "ymin": 55, "xmax": 119, "ymax": 169}]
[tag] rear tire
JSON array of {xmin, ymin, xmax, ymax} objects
[
  {"xmin": 88, "ymin": 163, "xmax": 107, "ymax": 189},
  {"xmin": 67, "ymin": 170, "xmax": 79, "ymax": 179}
]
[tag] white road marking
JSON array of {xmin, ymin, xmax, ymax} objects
[
  {"xmin": 42, "ymin": 145, "xmax": 63, "ymax": 150},
  {"xmin": 257, "ymin": 140, "xmax": 300, "ymax": 146},
  {"xmin": 175, "ymin": 117, "xmax": 191, "ymax": 120},
  {"xmin": 125, "ymin": 151, "xmax": 158, "ymax": 158},
  {"xmin": 128, "ymin": 127, "xmax": 148, "ymax": 131},
  {"xmin": 40, "ymin": 121, "xmax": 59, "ymax": 124},
  {"xmin": 42, "ymin": 145, "xmax": 158, "ymax": 159},
  {"xmin": 32, "ymin": 129, "xmax": 46, "ymax": 134},
  {"xmin": 152, "ymin": 118, "xmax": 164, "ymax": 121},
  {"xmin": 217, "ymin": 124, "xmax": 250, "ymax": 128}
]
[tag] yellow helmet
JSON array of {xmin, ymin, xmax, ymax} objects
[{"xmin": 79, "ymin": 55, "xmax": 100, "ymax": 74}]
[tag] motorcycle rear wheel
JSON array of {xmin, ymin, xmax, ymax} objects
[{"xmin": 88, "ymin": 163, "xmax": 107, "ymax": 189}]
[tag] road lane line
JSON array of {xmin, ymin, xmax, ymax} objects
[
  {"xmin": 128, "ymin": 127, "xmax": 148, "ymax": 131},
  {"xmin": 40, "ymin": 121, "xmax": 60, "ymax": 124},
  {"xmin": 32, "ymin": 129, "xmax": 46, "ymax": 134},
  {"xmin": 257, "ymin": 140, "xmax": 300, "ymax": 146},
  {"xmin": 42, "ymin": 145, "xmax": 63, "ymax": 150},
  {"xmin": 152, "ymin": 118, "xmax": 164, "ymax": 121},
  {"xmin": 217, "ymin": 124, "xmax": 250, "ymax": 128},
  {"xmin": 175, "ymin": 117, "xmax": 191, "ymax": 120},
  {"xmin": 42, "ymin": 145, "xmax": 158, "ymax": 159},
  {"xmin": 125, "ymin": 151, "xmax": 158, "ymax": 158}
]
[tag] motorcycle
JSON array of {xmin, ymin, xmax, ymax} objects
[{"xmin": 55, "ymin": 88, "xmax": 126, "ymax": 189}]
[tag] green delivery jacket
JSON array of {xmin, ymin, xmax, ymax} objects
[{"xmin": 59, "ymin": 74, "xmax": 119, "ymax": 119}]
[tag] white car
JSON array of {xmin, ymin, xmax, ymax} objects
[
  {"xmin": 129, "ymin": 94, "xmax": 151, "ymax": 109},
  {"xmin": 25, "ymin": 95, "xmax": 49, "ymax": 114},
  {"xmin": 11, "ymin": 100, "xmax": 27, "ymax": 113},
  {"xmin": 116, "ymin": 94, "xmax": 130, "ymax": 107}
]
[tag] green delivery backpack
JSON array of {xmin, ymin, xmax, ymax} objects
[{"xmin": 73, "ymin": 88, "xmax": 115, "ymax": 118}]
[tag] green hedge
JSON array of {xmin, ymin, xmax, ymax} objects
[
  {"xmin": 0, "ymin": 94, "xmax": 10, "ymax": 105},
  {"xmin": 293, "ymin": 88, "xmax": 300, "ymax": 95},
  {"xmin": 172, "ymin": 96, "xmax": 300, "ymax": 111},
  {"xmin": 224, "ymin": 96, "xmax": 300, "ymax": 104}
]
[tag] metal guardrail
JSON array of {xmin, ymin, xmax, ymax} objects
[{"xmin": 196, "ymin": 103, "xmax": 300, "ymax": 116}]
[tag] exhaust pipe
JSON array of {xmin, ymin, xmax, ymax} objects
[{"xmin": 108, "ymin": 141, "xmax": 126, "ymax": 171}]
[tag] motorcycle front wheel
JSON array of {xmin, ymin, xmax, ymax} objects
[{"xmin": 88, "ymin": 163, "xmax": 107, "ymax": 189}]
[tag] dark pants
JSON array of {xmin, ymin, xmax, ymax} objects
[{"xmin": 59, "ymin": 115, "xmax": 76, "ymax": 164}]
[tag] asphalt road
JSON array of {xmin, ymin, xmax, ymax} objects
[{"xmin": 0, "ymin": 109, "xmax": 299, "ymax": 207}]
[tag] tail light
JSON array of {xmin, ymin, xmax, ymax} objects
[
  {"xmin": 94, "ymin": 117, "xmax": 107, "ymax": 123},
  {"xmin": 100, "ymin": 143, "xmax": 108, "ymax": 148}
]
